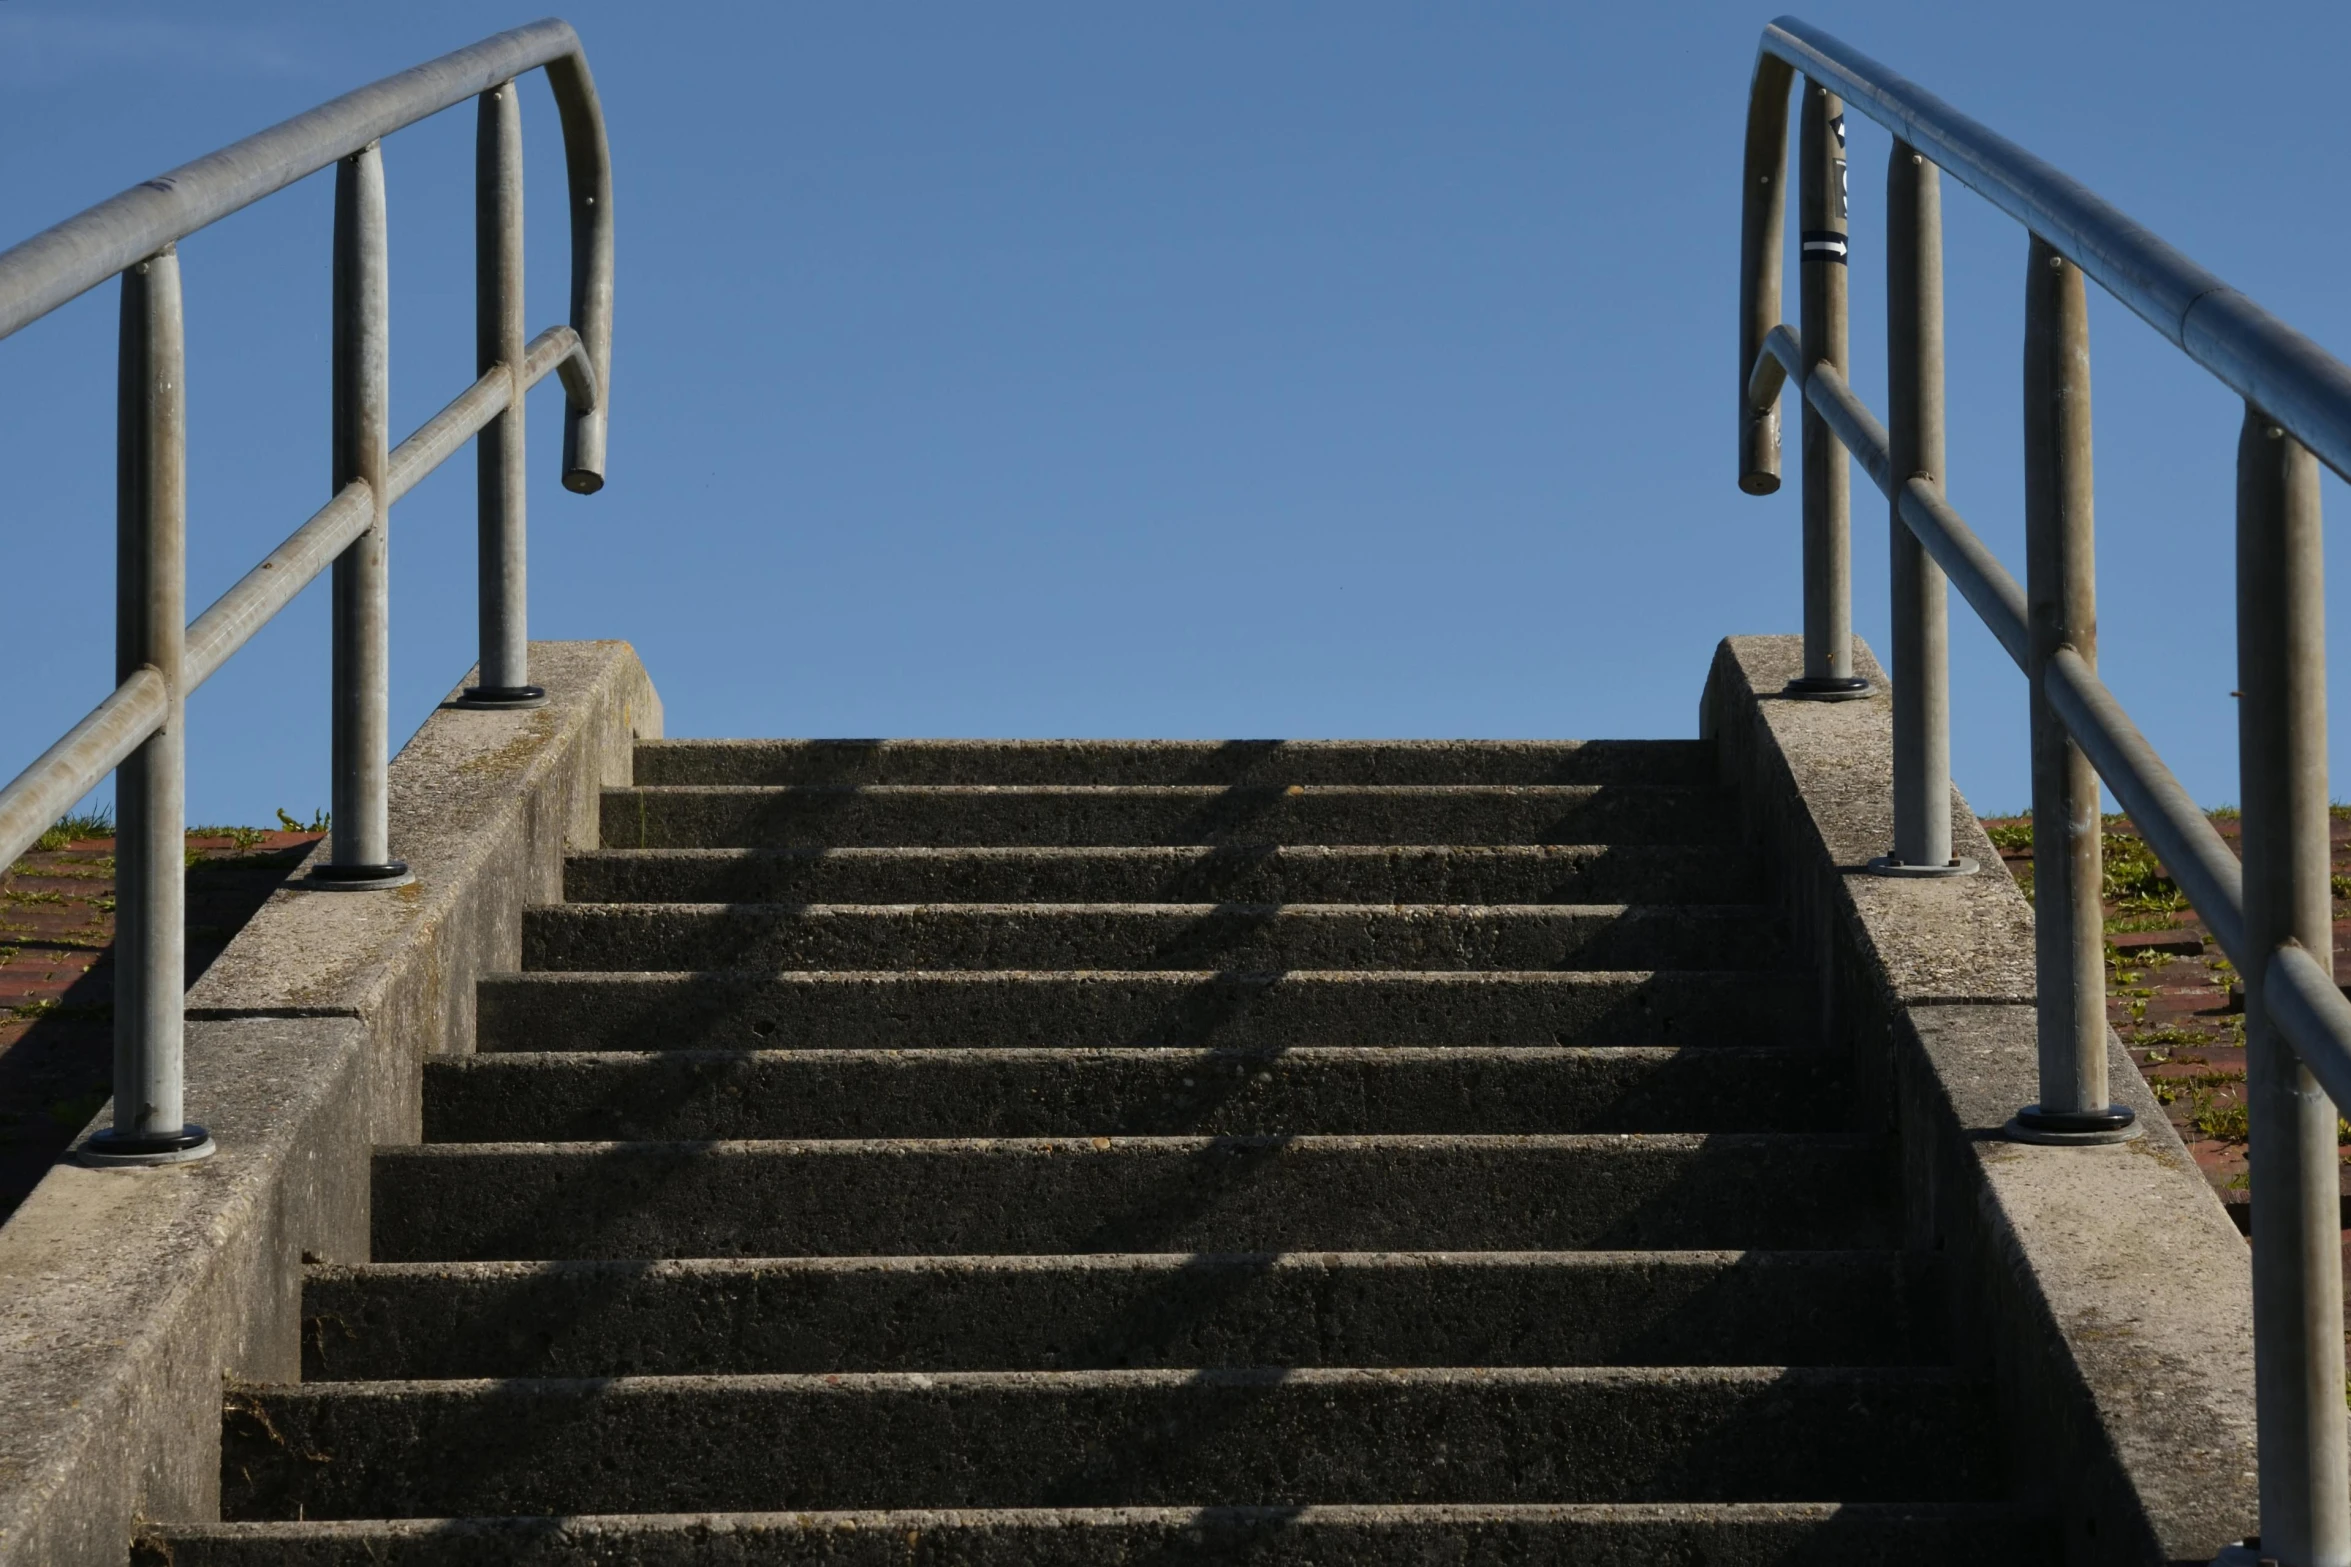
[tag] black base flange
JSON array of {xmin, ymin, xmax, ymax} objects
[
  {"xmin": 1781, "ymin": 675, "xmax": 1873, "ymax": 702},
  {"xmin": 454, "ymin": 685, "xmax": 550, "ymax": 710},
  {"xmin": 306, "ymin": 859, "xmax": 413, "ymax": 892},
  {"xmin": 2006, "ymin": 1102, "xmax": 2140, "ymax": 1145},
  {"xmin": 78, "ymin": 1123, "xmax": 214, "ymax": 1166}
]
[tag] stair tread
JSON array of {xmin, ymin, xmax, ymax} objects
[
  {"xmin": 631, "ymin": 736, "xmax": 1720, "ymax": 786},
  {"xmin": 603, "ymin": 782, "xmax": 1735, "ymax": 849},
  {"xmin": 143, "ymin": 1502, "xmax": 2057, "ymax": 1567},
  {"xmin": 474, "ymin": 967, "xmax": 1816, "ymax": 1051},
  {"xmin": 370, "ymin": 1132, "xmax": 1891, "ymax": 1261},
  {"xmin": 219, "ymin": 1364, "xmax": 2004, "ymax": 1519},
  {"xmin": 301, "ymin": 1248, "xmax": 1940, "ymax": 1379}
]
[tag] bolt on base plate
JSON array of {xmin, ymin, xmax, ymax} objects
[{"xmin": 77, "ymin": 1124, "xmax": 215, "ymax": 1167}]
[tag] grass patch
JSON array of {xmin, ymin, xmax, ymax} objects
[
  {"xmin": 2192, "ymin": 1091, "xmax": 2249, "ymax": 1142},
  {"xmin": 34, "ymin": 809, "xmax": 113, "ymax": 852},
  {"xmin": 1984, "ymin": 820, "xmax": 2034, "ymax": 853},
  {"xmin": 189, "ymin": 825, "xmax": 269, "ymax": 851}
]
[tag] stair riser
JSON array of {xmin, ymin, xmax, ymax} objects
[
  {"xmin": 474, "ymin": 971, "xmax": 1815, "ymax": 1052},
  {"xmin": 303, "ymin": 1253, "xmax": 1937, "ymax": 1380},
  {"xmin": 371, "ymin": 1137, "xmax": 1889, "ymax": 1261},
  {"xmin": 145, "ymin": 1505, "xmax": 2056, "ymax": 1566},
  {"xmin": 601, "ymin": 786, "xmax": 1731, "ymax": 850},
  {"xmin": 521, "ymin": 905, "xmax": 1783, "ymax": 976},
  {"xmin": 421, "ymin": 1048, "xmax": 1848, "ymax": 1141},
  {"xmin": 563, "ymin": 844, "xmax": 1762, "ymax": 906},
  {"xmin": 633, "ymin": 737, "xmax": 1721, "ymax": 787},
  {"xmin": 220, "ymin": 1369, "xmax": 1998, "ymax": 1520}
]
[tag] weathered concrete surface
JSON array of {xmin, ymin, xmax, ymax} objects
[
  {"xmin": 475, "ymin": 968, "xmax": 1817, "ymax": 1052},
  {"xmin": 635, "ymin": 737, "xmax": 1719, "ymax": 786},
  {"xmin": 602, "ymin": 783, "xmax": 1734, "ymax": 850},
  {"xmin": 565, "ymin": 842, "xmax": 1765, "ymax": 906},
  {"xmin": 0, "ymin": 1019, "xmax": 367, "ymax": 1567},
  {"xmin": 1701, "ymin": 639, "xmax": 2031, "ymax": 1009},
  {"xmin": 219, "ymin": 1365, "xmax": 2000, "ymax": 1518},
  {"xmin": 521, "ymin": 902, "xmax": 1785, "ymax": 974},
  {"xmin": 369, "ymin": 1133, "xmax": 1892, "ymax": 1260},
  {"xmin": 0, "ymin": 642, "xmax": 660, "ymax": 1567},
  {"xmin": 421, "ymin": 1044, "xmax": 1849, "ymax": 1140},
  {"xmin": 1701, "ymin": 634, "xmax": 2255, "ymax": 1565},
  {"xmin": 1906, "ymin": 1004, "xmax": 2255, "ymax": 1567},
  {"xmin": 302, "ymin": 1250, "xmax": 1937, "ymax": 1379},
  {"xmin": 191, "ymin": 640, "xmax": 662, "ymax": 1142},
  {"xmin": 140, "ymin": 1501, "xmax": 2058, "ymax": 1567}
]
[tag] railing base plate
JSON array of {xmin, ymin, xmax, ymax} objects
[
  {"xmin": 76, "ymin": 1124, "xmax": 215, "ymax": 1168},
  {"xmin": 453, "ymin": 685, "xmax": 549, "ymax": 711},
  {"xmin": 305, "ymin": 860, "xmax": 415, "ymax": 892},
  {"xmin": 2005, "ymin": 1104, "xmax": 2143, "ymax": 1146},
  {"xmin": 1780, "ymin": 676, "xmax": 1873, "ymax": 702},
  {"xmin": 1866, "ymin": 854, "xmax": 1981, "ymax": 878}
]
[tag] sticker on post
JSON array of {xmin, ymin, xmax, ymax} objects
[{"xmin": 1801, "ymin": 229, "xmax": 1848, "ymax": 265}]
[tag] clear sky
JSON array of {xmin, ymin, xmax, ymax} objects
[{"xmin": 2, "ymin": 1, "xmax": 2346, "ymax": 825}]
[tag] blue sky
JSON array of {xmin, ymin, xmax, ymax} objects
[{"xmin": 2, "ymin": 1, "xmax": 2346, "ymax": 823}]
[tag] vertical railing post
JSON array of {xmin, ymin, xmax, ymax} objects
[
  {"xmin": 2239, "ymin": 403, "xmax": 2351, "ymax": 1567},
  {"xmin": 2009, "ymin": 237, "xmax": 2133, "ymax": 1144},
  {"xmin": 82, "ymin": 247, "xmax": 211, "ymax": 1166},
  {"xmin": 1789, "ymin": 82, "xmax": 1866, "ymax": 700},
  {"xmin": 1737, "ymin": 53, "xmax": 1794, "ymax": 498},
  {"xmin": 314, "ymin": 142, "xmax": 410, "ymax": 890},
  {"xmin": 458, "ymin": 80, "xmax": 546, "ymax": 711},
  {"xmin": 1875, "ymin": 142, "xmax": 1972, "ymax": 878}
]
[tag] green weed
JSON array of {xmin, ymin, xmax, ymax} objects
[
  {"xmin": 2192, "ymin": 1091, "xmax": 2249, "ymax": 1142},
  {"xmin": 2103, "ymin": 831, "xmax": 2187, "ymax": 913},
  {"xmin": 33, "ymin": 809, "xmax": 113, "ymax": 852},
  {"xmin": 2135, "ymin": 1026, "xmax": 2216, "ymax": 1048},
  {"xmin": 189, "ymin": 825, "xmax": 268, "ymax": 851},
  {"xmin": 1984, "ymin": 819, "xmax": 2034, "ymax": 853},
  {"xmin": 275, "ymin": 807, "xmax": 330, "ymax": 833}
]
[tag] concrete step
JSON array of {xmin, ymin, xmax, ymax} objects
[
  {"xmin": 633, "ymin": 737, "xmax": 1721, "ymax": 787},
  {"xmin": 143, "ymin": 1502, "xmax": 2059, "ymax": 1566},
  {"xmin": 564, "ymin": 843, "xmax": 1763, "ymax": 906},
  {"xmin": 371, "ymin": 1133, "xmax": 1890, "ymax": 1261},
  {"xmin": 217, "ymin": 1365, "xmax": 2000, "ymax": 1521},
  {"xmin": 601, "ymin": 784, "xmax": 1732, "ymax": 850},
  {"xmin": 473, "ymin": 969, "xmax": 1818, "ymax": 1052},
  {"xmin": 421, "ymin": 1046, "xmax": 1849, "ymax": 1142},
  {"xmin": 521, "ymin": 903, "xmax": 1786, "ymax": 975},
  {"xmin": 301, "ymin": 1250, "xmax": 1940, "ymax": 1381}
]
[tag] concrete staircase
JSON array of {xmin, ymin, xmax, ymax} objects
[{"xmin": 146, "ymin": 738, "xmax": 2055, "ymax": 1563}]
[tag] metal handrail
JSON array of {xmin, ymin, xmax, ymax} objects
[
  {"xmin": 0, "ymin": 19, "xmax": 614, "ymax": 1167},
  {"xmin": 1739, "ymin": 17, "xmax": 2345, "ymax": 1561}
]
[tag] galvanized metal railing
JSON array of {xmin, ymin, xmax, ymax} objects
[
  {"xmin": 0, "ymin": 20, "xmax": 612, "ymax": 1167},
  {"xmin": 1741, "ymin": 17, "xmax": 2348, "ymax": 1561}
]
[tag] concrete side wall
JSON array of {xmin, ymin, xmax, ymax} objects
[
  {"xmin": 0, "ymin": 641, "xmax": 659, "ymax": 1567},
  {"xmin": 1703, "ymin": 635, "xmax": 2256, "ymax": 1567}
]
